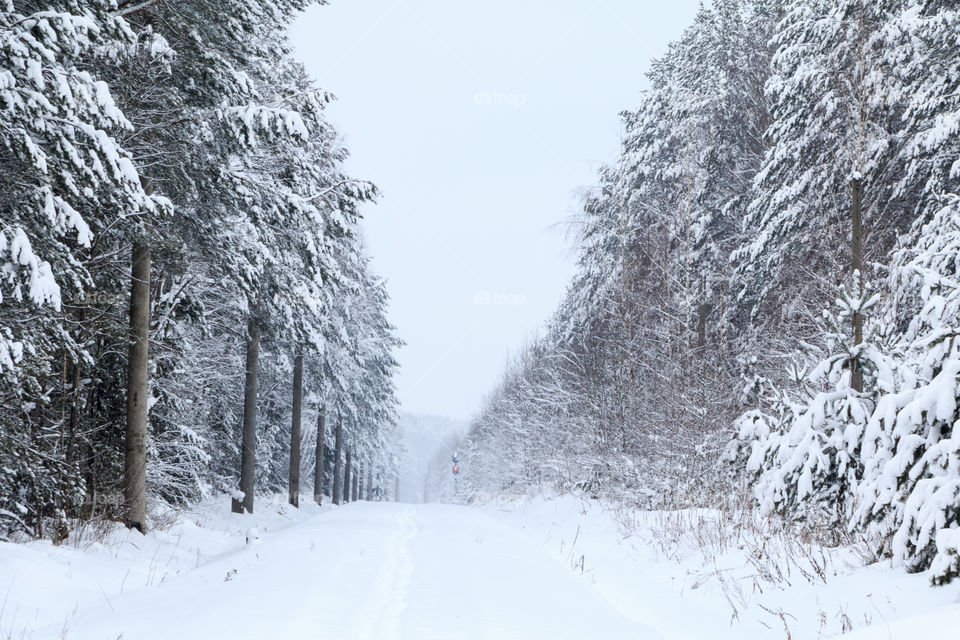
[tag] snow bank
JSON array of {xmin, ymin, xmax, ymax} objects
[
  {"xmin": 0, "ymin": 494, "xmax": 331, "ymax": 638},
  {"xmin": 484, "ymin": 495, "xmax": 960, "ymax": 639}
]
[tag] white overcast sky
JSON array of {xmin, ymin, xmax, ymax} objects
[{"xmin": 290, "ymin": 0, "xmax": 704, "ymax": 421}]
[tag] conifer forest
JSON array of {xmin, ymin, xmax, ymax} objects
[{"xmin": 1, "ymin": 1, "xmax": 959, "ymax": 638}]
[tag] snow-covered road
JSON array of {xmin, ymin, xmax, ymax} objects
[{"xmin": 48, "ymin": 503, "xmax": 658, "ymax": 640}]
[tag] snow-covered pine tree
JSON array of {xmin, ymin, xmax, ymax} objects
[
  {"xmin": 0, "ymin": 0, "xmax": 401, "ymax": 536},
  {"xmin": 845, "ymin": 0, "xmax": 960, "ymax": 583},
  {"xmin": 0, "ymin": 1, "xmax": 161, "ymax": 538},
  {"xmin": 732, "ymin": 0, "xmax": 909, "ymax": 354},
  {"xmin": 109, "ymin": 0, "xmax": 387, "ymax": 515},
  {"xmin": 852, "ymin": 196, "xmax": 960, "ymax": 582},
  {"xmin": 889, "ymin": 0, "xmax": 960, "ymax": 220},
  {"xmin": 318, "ymin": 235, "xmax": 402, "ymax": 493},
  {"xmin": 731, "ymin": 0, "xmax": 960, "ymax": 582},
  {"xmin": 729, "ymin": 282, "xmax": 901, "ymax": 528}
]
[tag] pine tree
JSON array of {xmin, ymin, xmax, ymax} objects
[
  {"xmin": 732, "ymin": 0, "xmax": 909, "ymax": 347},
  {"xmin": 0, "ymin": 1, "xmax": 161, "ymax": 537},
  {"xmin": 854, "ymin": 196, "xmax": 960, "ymax": 580}
]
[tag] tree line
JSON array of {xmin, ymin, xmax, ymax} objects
[
  {"xmin": 0, "ymin": 0, "xmax": 401, "ymax": 539},
  {"xmin": 442, "ymin": 0, "xmax": 960, "ymax": 584}
]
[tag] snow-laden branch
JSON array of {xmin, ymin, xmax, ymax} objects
[
  {"xmin": 114, "ymin": 0, "xmax": 167, "ymax": 18},
  {"xmin": 303, "ymin": 179, "xmax": 370, "ymax": 204}
]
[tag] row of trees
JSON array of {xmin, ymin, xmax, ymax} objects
[
  {"xmin": 0, "ymin": 0, "xmax": 401, "ymax": 540},
  {"xmin": 317, "ymin": 408, "xmax": 393, "ymax": 507},
  {"xmin": 444, "ymin": 0, "xmax": 960, "ymax": 583}
]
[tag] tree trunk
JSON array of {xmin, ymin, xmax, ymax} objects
[
  {"xmin": 232, "ymin": 320, "xmax": 260, "ymax": 514},
  {"xmin": 314, "ymin": 407, "xmax": 325, "ymax": 505},
  {"xmin": 357, "ymin": 460, "xmax": 364, "ymax": 501},
  {"xmin": 697, "ymin": 300, "xmax": 708, "ymax": 349},
  {"xmin": 332, "ymin": 416, "xmax": 343, "ymax": 505},
  {"xmin": 851, "ymin": 176, "xmax": 864, "ymax": 393},
  {"xmin": 394, "ymin": 475, "xmax": 400, "ymax": 502},
  {"xmin": 124, "ymin": 241, "xmax": 150, "ymax": 532},
  {"xmin": 352, "ymin": 465, "xmax": 359, "ymax": 501},
  {"xmin": 288, "ymin": 349, "xmax": 303, "ymax": 507},
  {"xmin": 66, "ymin": 359, "xmax": 82, "ymax": 468},
  {"xmin": 343, "ymin": 449, "xmax": 352, "ymax": 504},
  {"xmin": 366, "ymin": 466, "xmax": 373, "ymax": 501}
]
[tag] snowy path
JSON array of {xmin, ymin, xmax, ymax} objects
[{"xmin": 48, "ymin": 502, "xmax": 658, "ymax": 640}]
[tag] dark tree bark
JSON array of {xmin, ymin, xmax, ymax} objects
[
  {"xmin": 332, "ymin": 416, "xmax": 343, "ymax": 505},
  {"xmin": 124, "ymin": 240, "xmax": 150, "ymax": 532},
  {"xmin": 288, "ymin": 349, "xmax": 303, "ymax": 507},
  {"xmin": 357, "ymin": 460, "xmax": 364, "ymax": 501},
  {"xmin": 366, "ymin": 466, "xmax": 373, "ymax": 501},
  {"xmin": 352, "ymin": 465, "xmax": 359, "ymax": 501},
  {"xmin": 66, "ymin": 356, "xmax": 82, "ymax": 468},
  {"xmin": 232, "ymin": 320, "xmax": 260, "ymax": 514},
  {"xmin": 314, "ymin": 407, "xmax": 326, "ymax": 505},
  {"xmin": 851, "ymin": 176, "xmax": 864, "ymax": 393},
  {"xmin": 696, "ymin": 300, "xmax": 708, "ymax": 349},
  {"xmin": 343, "ymin": 449, "xmax": 352, "ymax": 504}
]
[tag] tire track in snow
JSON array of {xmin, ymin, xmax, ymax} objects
[{"xmin": 354, "ymin": 505, "xmax": 417, "ymax": 640}]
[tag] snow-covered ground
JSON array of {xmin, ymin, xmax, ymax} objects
[
  {"xmin": 1, "ymin": 495, "xmax": 957, "ymax": 639},
  {"xmin": 483, "ymin": 495, "xmax": 960, "ymax": 639},
  {"xmin": 0, "ymin": 497, "xmax": 650, "ymax": 639}
]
